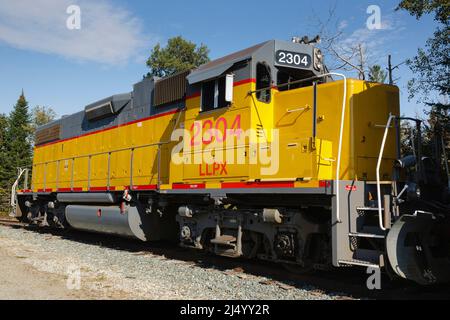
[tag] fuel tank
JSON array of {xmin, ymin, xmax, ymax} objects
[{"xmin": 65, "ymin": 205, "xmax": 160, "ymax": 241}]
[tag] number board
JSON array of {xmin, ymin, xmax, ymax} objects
[{"xmin": 275, "ymin": 50, "xmax": 312, "ymax": 69}]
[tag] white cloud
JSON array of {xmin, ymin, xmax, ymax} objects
[
  {"xmin": 338, "ymin": 20, "xmax": 348, "ymax": 30},
  {"xmin": 340, "ymin": 14, "xmax": 405, "ymax": 60},
  {"xmin": 0, "ymin": 0, "xmax": 154, "ymax": 65}
]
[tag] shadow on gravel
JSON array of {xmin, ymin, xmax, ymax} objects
[{"xmin": 12, "ymin": 225, "xmax": 450, "ymax": 300}]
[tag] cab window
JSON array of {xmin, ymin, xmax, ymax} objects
[
  {"xmin": 256, "ymin": 63, "xmax": 271, "ymax": 103},
  {"xmin": 201, "ymin": 76, "xmax": 228, "ymax": 112}
]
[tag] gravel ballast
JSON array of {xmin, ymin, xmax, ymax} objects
[{"xmin": 0, "ymin": 225, "xmax": 353, "ymax": 300}]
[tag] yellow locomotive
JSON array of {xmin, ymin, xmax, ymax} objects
[{"xmin": 13, "ymin": 39, "xmax": 450, "ymax": 285}]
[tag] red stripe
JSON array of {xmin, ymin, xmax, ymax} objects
[
  {"xmin": 89, "ymin": 187, "xmax": 109, "ymax": 192},
  {"xmin": 35, "ymin": 108, "xmax": 180, "ymax": 149},
  {"xmin": 131, "ymin": 185, "xmax": 157, "ymax": 191},
  {"xmin": 55, "ymin": 186, "xmax": 117, "ymax": 192},
  {"xmin": 172, "ymin": 183, "xmax": 206, "ymax": 190},
  {"xmin": 42, "ymin": 180, "xmax": 313, "ymax": 193},
  {"xmin": 233, "ymin": 78, "xmax": 256, "ymax": 86},
  {"xmin": 56, "ymin": 187, "xmax": 84, "ymax": 192},
  {"xmin": 221, "ymin": 181, "xmax": 294, "ymax": 189}
]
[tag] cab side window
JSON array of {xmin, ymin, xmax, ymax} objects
[
  {"xmin": 201, "ymin": 76, "xmax": 228, "ymax": 112},
  {"xmin": 256, "ymin": 63, "xmax": 271, "ymax": 103}
]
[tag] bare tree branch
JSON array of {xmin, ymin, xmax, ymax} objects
[
  {"xmin": 330, "ymin": 46, "xmax": 365, "ymax": 78},
  {"xmin": 310, "ymin": 2, "xmax": 376, "ymax": 79}
]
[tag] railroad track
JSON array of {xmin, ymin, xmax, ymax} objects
[
  {"xmin": 0, "ymin": 217, "xmax": 27, "ymax": 227},
  {"xmin": 0, "ymin": 219, "xmax": 449, "ymax": 299}
]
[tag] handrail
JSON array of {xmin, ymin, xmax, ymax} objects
[
  {"xmin": 33, "ymin": 141, "xmax": 166, "ymax": 166},
  {"xmin": 33, "ymin": 142, "xmax": 164, "ymax": 192},
  {"xmin": 248, "ymin": 73, "xmax": 330, "ymax": 95},
  {"xmin": 376, "ymin": 113, "xmax": 396, "ymax": 231},
  {"xmin": 286, "ymin": 105, "xmax": 311, "ymax": 113},
  {"xmin": 11, "ymin": 168, "xmax": 27, "ymax": 207},
  {"xmin": 330, "ymin": 73, "xmax": 347, "ymax": 224},
  {"xmin": 32, "ymin": 108, "xmax": 187, "ymax": 192}
]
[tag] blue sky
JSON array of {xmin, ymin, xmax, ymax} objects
[{"xmin": 0, "ymin": 0, "xmax": 438, "ymax": 118}]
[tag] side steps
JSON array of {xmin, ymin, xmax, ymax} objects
[
  {"xmin": 210, "ymin": 235, "xmax": 237, "ymax": 246},
  {"xmin": 332, "ymin": 180, "xmax": 391, "ymax": 269},
  {"xmin": 347, "ymin": 206, "xmax": 388, "ymax": 267},
  {"xmin": 210, "ymin": 221, "xmax": 243, "ymax": 258}
]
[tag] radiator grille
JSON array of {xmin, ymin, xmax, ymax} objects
[
  {"xmin": 35, "ymin": 124, "xmax": 60, "ymax": 146},
  {"xmin": 153, "ymin": 70, "xmax": 189, "ymax": 106}
]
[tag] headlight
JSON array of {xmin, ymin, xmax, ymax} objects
[{"xmin": 314, "ymin": 48, "xmax": 323, "ymax": 71}]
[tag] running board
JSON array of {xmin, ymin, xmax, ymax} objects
[
  {"xmin": 338, "ymin": 259, "xmax": 380, "ymax": 268},
  {"xmin": 357, "ymin": 206, "xmax": 384, "ymax": 212},
  {"xmin": 349, "ymin": 232, "xmax": 385, "ymax": 239}
]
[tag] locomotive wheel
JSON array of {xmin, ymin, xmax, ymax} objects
[{"xmin": 386, "ymin": 213, "xmax": 450, "ymax": 285}]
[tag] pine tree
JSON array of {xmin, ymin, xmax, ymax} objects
[
  {"xmin": 5, "ymin": 92, "xmax": 33, "ymax": 177},
  {"xmin": 368, "ymin": 65, "xmax": 387, "ymax": 83},
  {"xmin": 0, "ymin": 92, "xmax": 32, "ymax": 212},
  {"xmin": 0, "ymin": 114, "xmax": 9, "ymax": 213},
  {"xmin": 0, "ymin": 114, "xmax": 7, "ymax": 157}
]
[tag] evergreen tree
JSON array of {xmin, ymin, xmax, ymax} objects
[
  {"xmin": 0, "ymin": 114, "xmax": 7, "ymax": 156},
  {"xmin": 5, "ymin": 92, "xmax": 33, "ymax": 175},
  {"xmin": 0, "ymin": 114, "xmax": 9, "ymax": 211},
  {"xmin": 0, "ymin": 93, "xmax": 33, "ymax": 212},
  {"xmin": 0, "ymin": 113, "xmax": 8, "ymax": 166},
  {"xmin": 368, "ymin": 65, "xmax": 387, "ymax": 83}
]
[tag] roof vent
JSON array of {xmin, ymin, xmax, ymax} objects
[{"xmin": 84, "ymin": 93, "xmax": 131, "ymax": 121}]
